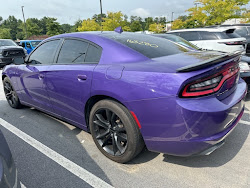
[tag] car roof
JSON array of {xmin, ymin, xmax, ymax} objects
[
  {"xmin": 168, "ymin": 27, "xmax": 235, "ymax": 33},
  {"xmin": 20, "ymin": 40, "xmax": 42, "ymax": 42}
]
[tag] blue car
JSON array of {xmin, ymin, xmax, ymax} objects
[{"xmin": 19, "ymin": 40, "xmax": 42, "ymax": 54}]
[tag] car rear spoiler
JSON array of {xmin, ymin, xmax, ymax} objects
[{"xmin": 176, "ymin": 51, "xmax": 242, "ymax": 72}]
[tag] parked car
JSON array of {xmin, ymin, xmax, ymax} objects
[
  {"xmin": 0, "ymin": 129, "xmax": 20, "ymax": 187},
  {"xmin": 0, "ymin": 39, "xmax": 27, "ymax": 69},
  {"xmin": 153, "ymin": 34, "xmax": 250, "ymax": 87},
  {"xmin": 152, "ymin": 33, "xmax": 200, "ymax": 51},
  {"xmin": 168, "ymin": 28, "xmax": 246, "ymax": 53},
  {"xmin": 2, "ymin": 31, "xmax": 246, "ymax": 163},
  {"xmin": 19, "ymin": 40, "xmax": 42, "ymax": 54},
  {"xmin": 210, "ymin": 24, "xmax": 250, "ymax": 55}
]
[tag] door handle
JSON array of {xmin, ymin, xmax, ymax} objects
[{"xmin": 77, "ymin": 75, "xmax": 87, "ymax": 81}]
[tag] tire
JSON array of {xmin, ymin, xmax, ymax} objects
[
  {"xmin": 89, "ymin": 99, "xmax": 144, "ymax": 163},
  {"xmin": 3, "ymin": 77, "xmax": 22, "ymax": 109}
]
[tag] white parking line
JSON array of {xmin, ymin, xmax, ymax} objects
[
  {"xmin": 240, "ymin": 119, "xmax": 250, "ymax": 125},
  {"xmin": 20, "ymin": 182, "xmax": 27, "ymax": 188},
  {"xmin": 0, "ymin": 118, "xmax": 114, "ymax": 188}
]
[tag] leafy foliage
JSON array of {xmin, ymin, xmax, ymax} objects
[
  {"xmin": 78, "ymin": 19, "xmax": 101, "ymax": 31},
  {"xmin": 172, "ymin": 0, "xmax": 250, "ymax": 29}
]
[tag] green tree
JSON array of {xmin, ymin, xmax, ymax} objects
[
  {"xmin": 72, "ymin": 19, "xmax": 82, "ymax": 32},
  {"xmin": 0, "ymin": 28, "xmax": 11, "ymax": 39},
  {"xmin": 130, "ymin": 21, "xmax": 142, "ymax": 32},
  {"xmin": 149, "ymin": 23, "xmax": 165, "ymax": 33},
  {"xmin": 1, "ymin": 16, "xmax": 21, "ymax": 40},
  {"xmin": 61, "ymin": 24, "xmax": 72, "ymax": 33},
  {"xmin": 92, "ymin": 13, "xmax": 106, "ymax": 25},
  {"xmin": 172, "ymin": 0, "xmax": 250, "ymax": 29},
  {"xmin": 77, "ymin": 19, "xmax": 101, "ymax": 31},
  {"xmin": 102, "ymin": 11, "xmax": 127, "ymax": 31},
  {"xmin": 145, "ymin": 17, "xmax": 154, "ymax": 30},
  {"xmin": 25, "ymin": 18, "xmax": 42, "ymax": 37},
  {"xmin": 46, "ymin": 18, "xmax": 61, "ymax": 36}
]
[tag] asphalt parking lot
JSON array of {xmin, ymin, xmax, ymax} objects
[{"xmin": 0, "ymin": 70, "xmax": 250, "ymax": 188}]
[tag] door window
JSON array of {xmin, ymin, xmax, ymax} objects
[
  {"xmin": 199, "ymin": 31, "xmax": 218, "ymax": 40},
  {"xmin": 29, "ymin": 40, "xmax": 60, "ymax": 65},
  {"xmin": 235, "ymin": 27, "xmax": 248, "ymax": 37},
  {"xmin": 57, "ymin": 39, "xmax": 89, "ymax": 64},
  {"xmin": 26, "ymin": 42, "xmax": 31, "ymax": 48},
  {"xmin": 178, "ymin": 31, "xmax": 200, "ymax": 41}
]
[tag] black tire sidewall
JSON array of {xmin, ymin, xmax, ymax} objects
[
  {"xmin": 3, "ymin": 77, "xmax": 22, "ymax": 109},
  {"xmin": 89, "ymin": 99, "xmax": 144, "ymax": 163}
]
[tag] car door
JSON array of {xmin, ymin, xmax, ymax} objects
[
  {"xmin": 45, "ymin": 38, "xmax": 102, "ymax": 126},
  {"xmin": 16, "ymin": 39, "xmax": 61, "ymax": 110}
]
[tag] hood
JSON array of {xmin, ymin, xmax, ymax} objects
[{"xmin": 0, "ymin": 46, "xmax": 24, "ymax": 54}]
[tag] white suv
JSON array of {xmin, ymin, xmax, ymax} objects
[{"xmin": 168, "ymin": 28, "xmax": 246, "ymax": 53}]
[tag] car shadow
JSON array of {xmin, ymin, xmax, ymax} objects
[{"xmin": 0, "ymin": 99, "xmax": 113, "ymax": 187}]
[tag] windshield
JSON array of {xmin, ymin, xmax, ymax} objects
[
  {"xmin": 31, "ymin": 41, "xmax": 41, "ymax": 47},
  {"xmin": 103, "ymin": 33, "xmax": 190, "ymax": 58},
  {"xmin": 0, "ymin": 40, "xmax": 17, "ymax": 47}
]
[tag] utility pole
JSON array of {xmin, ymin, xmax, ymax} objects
[
  {"xmin": 171, "ymin": 12, "xmax": 174, "ymax": 30},
  {"xmin": 21, "ymin": 6, "xmax": 27, "ymax": 39},
  {"xmin": 99, "ymin": 0, "xmax": 103, "ymax": 31}
]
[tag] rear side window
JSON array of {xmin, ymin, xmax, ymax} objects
[
  {"xmin": 29, "ymin": 40, "xmax": 60, "ymax": 65},
  {"xmin": 103, "ymin": 33, "xmax": 189, "ymax": 58},
  {"xmin": 199, "ymin": 31, "xmax": 218, "ymax": 40},
  {"xmin": 178, "ymin": 31, "xmax": 200, "ymax": 41},
  {"xmin": 247, "ymin": 27, "xmax": 250, "ymax": 34},
  {"xmin": 214, "ymin": 32, "xmax": 240, "ymax": 39},
  {"xmin": 235, "ymin": 27, "xmax": 248, "ymax": 36},
  {"xmin": 85, "ymin": 44, "xmax": 102, "ymax": 62},
  {"xmin": 57, "ymin": 39, "xmax": 88, "ymax": 64}
]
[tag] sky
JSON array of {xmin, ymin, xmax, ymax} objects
[{"xmin": 0, "ymin": 0, "xmax": 196, "ymax": 24}]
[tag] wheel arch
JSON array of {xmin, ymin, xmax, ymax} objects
[{"xmin": 84, "ymin": 95, "xmax": 128, "ymax": 128}]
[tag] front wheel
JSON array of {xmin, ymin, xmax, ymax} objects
[
  {"xmin": 89, "ymin": 99, "xmax": 144, "ymax": 163},
  {"xmin": 3, "ymin": 77, "xmax": 22, "ymax": 109}
]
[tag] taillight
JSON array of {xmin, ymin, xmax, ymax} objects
[
  {"xmin": 181, "ymin": 64, "xmax": 239, "ymax": 97},
  {"xmin": 219, "ymin": 41, "xmax": 246, "ymax": 45}
]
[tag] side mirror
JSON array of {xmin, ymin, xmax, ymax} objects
[{"xmin": 13, "ymin": 57, "xmax": 25, "ymax": 65}]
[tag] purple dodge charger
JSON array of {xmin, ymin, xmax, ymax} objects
[{"xmin": 1, "ymin": 31, "xmax": 247, "ymax": 163}]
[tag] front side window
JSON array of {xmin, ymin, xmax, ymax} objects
[
  {"xmin": 26, "ymin": 42, "xmax": 31, "ymax": 48},
  {"xmin": 57, "ymin": 39, "xmax": 89, "ymax": 64},
  {"xmin": 29, "ymin": 40, "xmax": 60, "ymax": 65}
]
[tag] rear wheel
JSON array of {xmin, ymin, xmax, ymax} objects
[
  {"xmin": 3, "ymin": 77, "xmax": 22, "ymax": 109},
  {"xmin": 89, "ymin": 99, "xmax": 144, "ymax": 163}
]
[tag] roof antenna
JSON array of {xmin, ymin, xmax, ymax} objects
[
  {"xmin": 100, "ymin": 0, "xmax": 103, "ymax": 32},
  {"xmin": 115, "ymin": 26, "xmax": 123, "ymax": 34}
]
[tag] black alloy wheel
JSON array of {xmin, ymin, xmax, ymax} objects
[
  {"xmin": 93, "ymin": 108, "xmax": 128, "ymax": 156},
  {"xmin": 3, "ymin": 77, "xmax": 22, "ymax": 108},
  {"xmin": 89, "ymin": 99, "xmax": 144, "ymax": 163}
]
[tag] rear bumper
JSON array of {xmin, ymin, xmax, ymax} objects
[{"xmin": 125, "ymin": 80, "xmax": 247, "ymax": 156}]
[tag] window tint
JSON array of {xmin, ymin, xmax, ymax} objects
[
  {"xmin": 247, "ymin": 27, "xmax": 250, "ymax": 34},
  {"xmin": 85, "ymin": 44, "xmax": 102, "ymax": 62},
  {"xmin": 214, "ymin": 32, "xmax": 240, "ymax": 39},
  {"xmin": 57, "ymin": 39, "xmax": 88, "ymax": 64},
  {"xmin": 103, "ymin": 33, "xmax": 190, "ymax": 58},
  {"xmin": 178, "ymin": 32, "xmax": 200, "ymax": 41},
  {"xmin": 235, "ymin": 27, "xmax": 248, "ymax": 36},
  {"xmin": 199, "ymin": 31, "xmax": 218, "ymax": 40},
  {"xmin": 29, "ymin": 40, "xmax": 60, "ymax": 65}
]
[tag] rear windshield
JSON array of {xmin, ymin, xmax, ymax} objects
[
  {"xmin": 102, "ymin": 33, "xmax": 190, "ymax": 58},
  {"xmin": 214, "ymin": 32, "xmax": 241, "ymax": 39}
]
